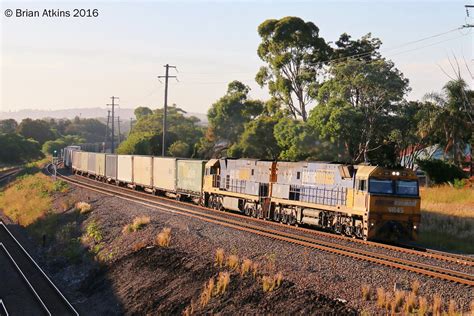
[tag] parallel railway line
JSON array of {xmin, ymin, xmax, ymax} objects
[
  {"xmin": 0, "ymin": 222, "xmax": 78, "ymax": 315},
  {"xmin": 49, "ymin": 164, "xmax": 474, "ymax": 287},
  {"xmin": 0, "ymin": 168, "xmax": 21, "ymax": 183}
]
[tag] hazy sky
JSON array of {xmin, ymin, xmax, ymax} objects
[{"xmin": 1, "ymin": 0, "xmax": 473, "ymax": 115}]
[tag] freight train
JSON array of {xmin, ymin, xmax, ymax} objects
[{"xmin": 65, "ymin": 147, "xmax": 421, "ymax": 241}]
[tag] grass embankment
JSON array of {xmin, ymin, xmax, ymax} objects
[{"xmin": 419, "ymin": 185, "xmax": 474, "ymax": 254}]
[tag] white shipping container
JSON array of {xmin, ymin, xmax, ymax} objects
[
  {"xmin": 133, "ymin": 156, "xmax": 153, "ymax": 187},
  {"xmin": 117, "ymin": 155, "xmax": 133, "ymax": 183},
  {"xmin": 153, "ymin": 157, "xmax": 177, "ymax": 192}
]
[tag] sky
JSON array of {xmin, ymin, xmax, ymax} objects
[{"xmin": 1, "ymin": 0, "xmax": 473, "ymax": 116}]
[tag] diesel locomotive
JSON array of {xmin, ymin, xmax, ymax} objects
[{"xmin": 66, "ymin": 147, "xmax": 420, "ymax": 241}]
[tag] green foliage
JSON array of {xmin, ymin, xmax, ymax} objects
[
  {"xmin": 134, "ymin": 106, "xmax": 153, "ymax": 120},
  {"xmin": 453, "ymin": 178, "xmax": 467, "ymax": 189},
  {"xmin": 256, "ymin": 16, "xmax": 331, "ymax": 121},
  {"xmin": 200, "ymin": 81, "xmax": 264, "ymax": 157},
  {"xmin": 118, "ymin": 105, "xmax": 203, "ymax": 157},
  {"xmin": 168, "ymin": 140, "xmax": 190, "ymax": 157},
  {"xmin": 64, "ymin": 117, "xmax": 107, "ymax": 143},
  {"xmin": 17, "ymin": 118, "xmax": 56, "ymax": 145},
  {"xmin": 42, "ymin": 135, "xmax": 84, "ymax": 155},
  {"xmin": 0, "ymin": 133, "xmax": 44, "ymax": 163},
  {"xmin": 0, "ymin": 119, "xmax": 18, "ymax": 134},
  {"xmin": 314, "ymin": 58, "xmax": 409, "ymax": 163},
  {"xmin": 53, "ymin": 180, "xmax": 69, "ymax": 193},
  {"xmin": 229, "ymin": 115, "xmax": 281, "ymax": 160},
  {"xmin": 417, "ymin": 159, "xmax": 466, "ymax": 184},
  {"xmin": 86, "ymin": 220, "xmax": 103, "ymax": 243}
]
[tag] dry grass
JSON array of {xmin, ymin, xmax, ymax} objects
[
  {"xmin": 132, "ymin": 241, "xmax": 147, "ymax": 252},
  {"xmin": 394, "ymin": 290, "xmax": 405, "ymax": 311},
  {"xmin": 122, "ymin": 216, "xmax": 151, "ymax": 233},
  {"xmin": 199, "ymin": 277, "xmax": 215, "ymax": 308},
  {"xmin": 60, "ymin": 198, "xmax": 76, "ymax": 212},
  {"xmin": 411, "ymin": 279, "xmax": 420, "ymax": 295},
  {"xmin": 227, "ymin": 254, "xmax": 239, "ymax": 271},
  {"xmin": 155, "ymin": 227, "xmax": 171, "ymax": 247},
  {"xmin": 361, "ymin": 284, "xmax": 371, "ymax": 301},
  {"xmin": 0, "ymin": 173, "xmax": 54, "ymax": 226},
  {"xmin": 261, "ymin": 272, "xmax": 283, "ymax": 292},
  {"xmin": 252, "ymin": 262, "xmax": 259, "ymax": 278},
  {"xmin": 76, "ymin": 201, "xmax": 92, "ymax": 214},
  {"xmin": 418, "ymin": 296, "xmax": 428, "ymax": 316},
  {"xmin": 215, "ymin": 272, "xmax": 230, "ymax": 295},
  {"xmin": 418, "ymin": 186, "xmax": 474, "ymax": 253},
  {"xmin": 471, "ymin": 299, "xmax": 474, "ymax": 316},
  {"xmin": 448, "ymin": 300, "xmax": 457, "ymax": 316},
  {"xmin": 432, "ymin": 294, "xmax": 442, "ymax": 316},
  {"xmin": 215, "ymin": 248, "xmax": 225, "ymax": 267},
  {"xmin": 404, "ymin": 291, "xmax": 417, "ymax": 314},
  {"xmin": 376, "ymin": 288, "xmax": 386, "ymax": 308},
  {"xmin": 240, "ymin": 259, "xmax": 252, "ymax": 277}
]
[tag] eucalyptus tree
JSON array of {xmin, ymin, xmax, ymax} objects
[{"xmin": 255, "ymin": 16, "xmax": 331, "ymax": 121}]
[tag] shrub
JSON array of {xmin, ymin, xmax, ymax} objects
[
  {"xmin": 252, "ymin": 262, "xmax": 259, "ymax": 278},
  {"xmin": 155, "ymin": 228, "xmax": 171, "ymax": 247},
  {"xmin": 215, "ymin": 272, "xmax": 230, "ymax": 295},
  {"xmin": 417, "ymin": 159, "xmax": 466, "ymax": 184},
  {"xmin": 227, "ymin": 254, "xmax": 239, "ymax": 271},
  {"xmin": 361, "ymin": 284, "xmax": 371, "ymax": 301},
  {"xmin": 76, "ymin": 201, "xmax": 92, "ymax": 214},
  {"xmin": 86, "ymin": 220, "xmax": 102, "ymax": 242},
  {"xmin": 215, "ymin": 248, "xmax": 225, "ymax": 267},
  {"xmin": 394, "ymin": 290, "xmax": 405, "ymax": 311},
  {"xmin": 262, "ymin": 272, "xmax": 283, "ymax": 292},
  {"xmin": 275, "ymin": 271, "xmax": 283, "ymax": 287},
  {"xmin": 123, "ymin": 216, "xmax": 151, "ymax": 233},
  {"xmin": 53, "ymin": 180, "xmax": 68, "ymax": 193}
]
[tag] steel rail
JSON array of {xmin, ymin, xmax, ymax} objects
[
  {"xmin": 0, "ymin": 168, "xmax": 21, "ymax": 182},
  {"xmin": 50, "ymin": 165, "xmax": 474, "ymax": 286},
  {"xmin": 0, "ymin": 243, "xmax": 51, "ymax": 315},
  {"xmin": 0, "ymin": 222, "xmax": 79, "ymax": 315},
  {"xmin": 66, "ymin": 167, "xmax": 474, "ymax": 267}
]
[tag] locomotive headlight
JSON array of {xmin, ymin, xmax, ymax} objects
[
  {"xmin": 370, "ymin": 222, "xmax": 375, "ymax": 226},
  {"xmin": 413, "ymin": 225, "xmax": 417, "ymax": 230}
]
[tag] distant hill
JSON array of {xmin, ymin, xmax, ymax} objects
[{"xmin": 0, "ymin": 107, "xmax": 208, "ymax": 126}]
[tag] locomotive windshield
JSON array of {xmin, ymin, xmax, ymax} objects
[{"xmin": 369, "ymin": 179, "xmax": 419, "ymax": 196}]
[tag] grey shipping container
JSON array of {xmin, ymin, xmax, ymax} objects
[
  {"xmin": 177, "ymin": 159, "xmax": 205, "ymax": 195},
  {"xmin": 105, "ymin": 155, "xmax": 118, "ymax": 180}
]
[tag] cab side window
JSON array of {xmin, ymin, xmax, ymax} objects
[{"xmin": 356, "ymin": 179, "xmax": 367, "ymax": 191}]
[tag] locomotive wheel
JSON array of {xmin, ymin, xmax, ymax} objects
[
  {"xmin": 281, "ymin": 214, "xmax": 287, "ymax": 224},
  {"xmin": 251, "ymin": 207, "xmax": 257, "ymax": 218},
  {"xmin": 288, "ymin": 215, "xmax": 296, "ymax": 226},
  {"xmin": 244, "ymin": 205, "xmax": 251, "ymax": 216}
]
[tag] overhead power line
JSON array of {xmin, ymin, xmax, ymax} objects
[{"xmin": 157, "ymin": 64, "xmax": 178, "ymax": 157}]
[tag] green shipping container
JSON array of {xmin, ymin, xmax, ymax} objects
[{"xmin": 176, "ymin": 159, "xmax": 205, "ymax": 196}]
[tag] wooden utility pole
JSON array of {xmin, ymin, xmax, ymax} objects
[{"xmin": 158, "ymin": 64, "xmax": 177, "ymax": 156}]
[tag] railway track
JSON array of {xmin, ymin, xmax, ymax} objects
[
  {"xmin": 0, "ymin": 222, "xmax": 78, "ymax": 315},
  {"xmin": 49, "ymin": 164, "xmax": 474, "ymax": 287},
  {"xmin": 0, "ymin": 168, "xmax": 21, "ymax": 183}
]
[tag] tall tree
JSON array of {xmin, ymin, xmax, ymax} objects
[
  {"xmin": 424, "ymin": 78, "xmax": 473, "ymax": 166},
  {"xmin": 313, "ymin": 58, "xmax": 409, "ymax": 163},
  {"xmin": 255, "ymin": 16, "xmax": 331, "ymax": 121},
  {"xmin": 17, "ymin": 118, "xmax": 56, "ymax": 145},
  {"xmin": 0, "ymin": 119, "xmax": 18, "ymax": 134},
  {"xmin": 333, "ymin": 33, "xmax": 382, "ymax": 62},
  {"xmin": 203, "ymin": 81, "xmax": 264, "ymax": 156}
]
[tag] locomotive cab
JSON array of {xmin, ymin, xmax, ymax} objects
[{"xmin": 354, "ymin": 166, "xmax": 421, "ymax": 241}]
